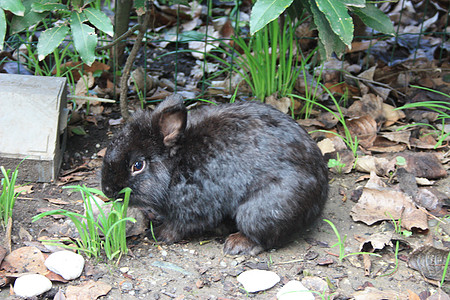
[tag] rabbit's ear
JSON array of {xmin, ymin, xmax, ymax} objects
[{"xmin": 153, "ymin": 94, "xmax": 187, "ymax": 147}]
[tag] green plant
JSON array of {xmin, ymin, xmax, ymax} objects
[
  {"xmin": 290, "ymin": 85, "xmax": 359, "ymax": 160},
  {"xmin": 395, "ymin": 86, "xmax": 450, "ymax": 149},
  {"xmin": 388, "ymin": 156, "xmax": 407, "ymax": 183},
  {"xmin": 32, "ymin": 185, "xmax": 136, "ymax": 261},
  {"xmin": 327, "ymin": 153, "xmax": 346, "ymax": 174},
  {"xmin": 323, "ymin": 219, "xmax": 381, "ymax": 263},
  {"xmin": 441, "ymin": 251, "xmax": 450, "ymax": 287},
  {"xmin": 250, "ymin": 0, "xmax": 395, "ymax": 59},
  {"xmin": 0, "ymin": 0, "xmax": 113, "ymax": 66},
  {"xmin": 0, "ymin": 163, "xmax": 22, "ymax": 226},
  {"xmin": 206, "ymin": 15, "xmax": 305, "ymax": 101}
]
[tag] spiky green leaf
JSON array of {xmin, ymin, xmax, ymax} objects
[
  {"xmin": 37, "ymin": 25, "xmax": 70, "ymax": 60},
  {"xmin": 84, "ymin": 7, "xmax": 113, "ymax": 37},
  {"xmin": 250, "ymin": 0, "xmax": 294, "ymax": 34}
]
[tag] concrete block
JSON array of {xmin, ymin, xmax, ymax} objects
[{"xmin": 0, "ymin": 74, "xmax": 68, "ymax": 182}]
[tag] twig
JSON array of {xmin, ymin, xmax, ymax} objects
[
  {"xmin": 120, "ymin": 13, "xmax": 151, "ymax": 120},
  {"xmin": 344, "ymin": 73, "xmax": 406, "ymax": 97},
  {"xmin": 273, "ymin": 258, "xmax": 304, "ymax": 265},
  {"xmin": 96, "ymin": 24, "xmax": 141, "ymax": 52},
  {"xmin": 68, "ymin": 95, "xmax": 116, "ymax": 103}
]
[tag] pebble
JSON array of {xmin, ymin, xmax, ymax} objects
[
  {"xmin": 121, "ymin": 281, "xmax": 133, "ymax": 291},
  {"xmin": 45, "ymin": 250, "xmax": 85, "ymax": 280},
  {"xmin": 277, "ymin": 280, "xmax": 314, "ymax": 300},
  {"xmin": 14, "ymin": 274, "xmax": 52, "ymax": 298},
  {"xmin": 120, "ymin": 267, "xmax": 130, "ymax": 273},
  {"xmin": 237, "ymin": 269, "xmax": 280, "ymax": 293}
]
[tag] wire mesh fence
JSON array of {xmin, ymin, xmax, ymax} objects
[{"xmin": 1, "ymin": 0, "xmax": 448, "ymax": 103}]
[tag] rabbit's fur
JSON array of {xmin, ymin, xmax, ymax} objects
[{"xmin": 102, "ymin": 94, "xmax": 328, "ymax": 255}]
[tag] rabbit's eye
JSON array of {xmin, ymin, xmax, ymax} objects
[{"xmin": 131, "ymin": 160, "xmax": 146, "ymax": 175}]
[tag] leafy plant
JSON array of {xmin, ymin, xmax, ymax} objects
[
  {"xmin": 250, "ymin": 0, "xmax": 395, "ymax": 59},
  {"xmin": 290, "ymin": 85, "xmax": 359, "ymax": 159},
  {"xmin": 395, "ymin": 86, "xmax": 450, "ymax": 149},
  {"xmin": 0, "ymin": 0, "xmax": 113, "ymax": 66},
  {"xmin": 205, "ymin": 15, "xmax": 306, "ymax": 100},
  {"xmin": 388, "ymin": 156, "xmax": 407, "ymax": 183},
  {"xmin": 0, "ymin": 163, "xmax": 22, "ymax": 226},
  {"xmin": 328, "ymin": 153, "xmax": 346, "ymax": 174},
  {"xmin": 324, "ymin": 219, "xmax": 381, "ymax": 263},
  {"xmin": 32, "ymin": 185, "xmax": 136, "ymax": 261}
]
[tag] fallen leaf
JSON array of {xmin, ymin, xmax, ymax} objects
[
  {"xmin": 399, "ymin": 152, "xmax": 447, "ymax": 179},
  {"xmin": 359, "ymin": 231, "xmax": 393, "ymax": 252},
  {"xmin": 383, "ymin": 103, "xmax": 405, "ymax": 127},
  {"xmin": 66, "ymin": 280, "xmax": 112, "ymax": 300},
  {"xmin": 368, "ymin": 136, "xmax": 407, "ymax": 152},
  {"xmin": 379, "ymin": 130, "xmax": 410, "ymax": 147},
  {"xmin": 355, "ymin": 156, "xmax": 396, "ymax": 176},
  {"xmin": 344, "ymin": 115, "xmax": 378, "ymax": 148},
  {"xmin": 14, "ymin": 185, "xmax": 33, "ymax": 194},
  {"xmin": 353, "ymin": 286, "xmax": 408, "ymax": 299},
  {"xmin": 45, "ymin": 198, "xmax": 70, "ymax": 205},
  {"xmin": 1, "ymin": 246, "xmax": 47, "ymax": 274},
  {"xmin": 408, "ymin": 246, "xmax": 450, "ymax": 281},
  {"xmin": 350, "ymin": 172, "xmax": 428, "ymax": 230}
]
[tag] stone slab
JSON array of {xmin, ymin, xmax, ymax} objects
[{"xmin": 0, "ymin": 74, "xmax": 68, "ymax": 182}]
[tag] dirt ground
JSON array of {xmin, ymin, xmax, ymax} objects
[{"xmin": 1, "ymin": 114, "xmax": 449, "ymax": 300}]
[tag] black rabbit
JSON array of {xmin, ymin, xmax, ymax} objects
[{"xmin": 102, "ymin": 94, "xmax": 328, "ymax": 255}]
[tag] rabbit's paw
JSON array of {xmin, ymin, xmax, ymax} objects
[{"xmin": 223, "ymin": 232, "xmax": 263, "ymax": 256}]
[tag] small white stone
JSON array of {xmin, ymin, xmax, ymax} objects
[
  {"xmin": 277, "ymin": 280, "xmax": 314, "ymax": 300},
  {"xmin": 120, "ymin": 267, "xmax": 130, "ymax": 273},
  {"xmin": 45, "ymin": 250, "xmax": 85, "ymax": 280},
  {"xmin": 237, "ymin": 269, "xmax": 280, "ymax": 293},
  {"xmin": 14, "ymin": 274, "xmax": 52, "ymax": 298}
]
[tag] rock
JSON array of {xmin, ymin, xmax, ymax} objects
[
  {"xmin": 277, "ymin": 280, "xmax": 314, "ymax": 300},
  {"xmin": 14, "ymin": 274, "xmax": 52, "ymax": 298},
  {"xmin": 236, "ymin": 269, "xmax": 280, "ymax": 293},
  {"xmin": 45, "ymin": 250, "xmax": 85, "ymax": 280}
]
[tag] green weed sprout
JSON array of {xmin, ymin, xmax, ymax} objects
[
  {"xmin": 395, "ymin": 85, "xmax": 450, "ymax": 149},
  {"xmin": 0, "ymin": 164, "xmax": 22, "ymax": 226},
  {"xmin": 324, "ymin": 219, "xmax": 381, "ymax": 263},
  {"xmin": 32, "ymin": 185, "xmax": 136, "ymax": 261},
  {"xmin": 290, "ymin": 85, "xmax": 359, "ymax": 160},
  {"xmin": 328, "ymin": 153, "xmax": 346, "ymax": 174},
  {"xmin": 441, "ymin": 251, "xmax": 450, "ymax": 287}
]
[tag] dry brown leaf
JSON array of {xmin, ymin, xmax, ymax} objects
[
  {"xmin": 353, "ymin": 287, "xmax": 408, "ymax": 300},
  {"xmin": 14, "ymin": 185, "xmax": 33, "ymax": 194},
  {"xmin": 66, "ymin": 280, "xmax": 112, "ymax": 300},
  {"xmin": 350, "ymin": 172, "xmax": 428, "ymax": 230},
  {"xmin": 367, "ymin": 136, "xmax": 407, "ymax": 152},
  {"xmin": 265, "ymin": 95, "xmax": 290, "ymax": 114},
  {"xmin": 317, "ymin": 138, "xmax": 335, "ymax": 155},
  {"xmin": 344, "ymin": 115, "xmax": 378, "ymax": 148},
  {"xmin": 75, "ymin": 72, "xmax": 95, "ymax": 97},
  {"xmin": 348, "ymin": 94, "xmax": 384, "ymax": 121},
  {"xmin": 1, "ymin": 246, "xmax": 47, "ymax": 274},
  {"xmin": 355, "ymin": 156, "xmax": 396, "ymax": 176},
  {"xmin": 45, "ymin": 198, "xmax": 70, "ymax": 205},
  {"xmin": 382, "ymin": 103, "xmax": 405, "ymax": 127},
  {"xmin": 409, "ymin": 246, "xmax": 450, "ymax": 281},
  {"xmin": 379, "ymin": 130, "xmax": 410, "ymax": 147},
  {"xmin": 399, "ymin": 152, "xmax": 447, "ymax": 179},
  {"xmin": 359, "ymin": 231, "xmax": 393, "ymax": 252}
]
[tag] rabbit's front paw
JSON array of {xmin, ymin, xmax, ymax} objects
[{"xmin": 223, "ymin": 232, "xmax": 263, "ymax": 256}]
